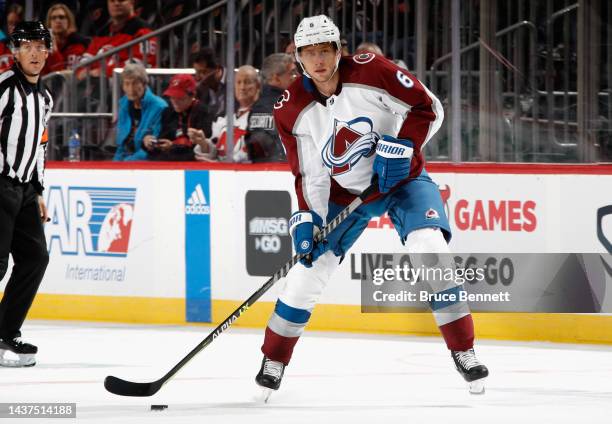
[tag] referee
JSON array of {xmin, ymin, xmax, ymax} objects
[{"xmin": 0, "ymin": 21, "xmax": 54, "ymax": 367}]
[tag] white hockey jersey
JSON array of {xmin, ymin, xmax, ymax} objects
[{"xmin": 273, "ymin": 53, "xmax": 444, "ymax": 220}]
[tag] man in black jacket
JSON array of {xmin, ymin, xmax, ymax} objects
[
  {"xmin": 144, "ymin": 73, "xmax": 213, "ymax": 161},
  {"xmin": 246, "ymin": 53, "xmax": 297, "ymax": 163},
  {"xmin": 192, "ymin": 48, "xmax": 226, "ymax": 119}
]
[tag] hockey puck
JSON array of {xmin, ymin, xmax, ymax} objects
[{"xmin": 150, "ymin": 405, "xmax": 168, "ymax": 411}]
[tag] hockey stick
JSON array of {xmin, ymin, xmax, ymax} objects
[{"xmin": 104, "ymin": 180, "xmax": 378, "ymax": 397}]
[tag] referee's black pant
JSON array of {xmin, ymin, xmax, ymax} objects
[{"xmin": 0, "ymin": 176, "xmax": 49, "ymax": 340}]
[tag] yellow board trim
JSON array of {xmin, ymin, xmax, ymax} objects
[
  {"xmin": 25, "ymin": 294, "xmax": 612, "ymax": 345},
  {"xmin": 28, "ymin": 293, "xmax": 186, "ymax": 324}
]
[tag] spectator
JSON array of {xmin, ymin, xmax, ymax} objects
[
  {"xmin": 79, "ymin": 0, "xmax": 108, "ymax": 38},
  {"xmin": 193, "ymin": 65, "xmax": 260, "ymax": 162},
  {"xmin": 143, "ymin": 74, "xmax": 213, "ymax": 161},
  {"xmin": 77, "ymin": 0, "xmax": 156, "ymax": 80},
  {"xmin": 192, "ymin": 47, "xmax": 226, "ymax": 119},
  {"xmin": 133, "ymin": 0, "xmax": 159, "ymax": 24},
  {"xmin": 284, "ymin": 41, "xmax": 296, "ymax": 56},
  {"xmin": 6, "ymin": 4, "xmax": 24, "ymax": 35},
  {"xmin": 43, "ymin": 4, "xmax": 90, "ymax": 74},
  {"xmin": 355, "ymin": 41, "xmax": 383, "ymax": 56},
  {"xmin": 0, "ymin": 4, "xmax": 24, "ymax": 73},
  {"xmin": 0, "ymin": 30, "xmax": 12, "ymax": 74},
  {"xmin": 37, "ymin": 1, "xmax": 79, "ymax": 21},
  {"xmin": 246, "ymin": 53, "xmax": 296, "ymax": 162},
  {"xmin": 155, "ymin": 0, "xmax": 195, "ymax": 67},
  {"xmin": 283, "ymin": 40, "xmax": 303, "ymax": 76},
  {"xmin": 355, "ymin": 41, "xmax": 408, "ymax": 69},
  {"xmin": 114, "ymin": 63, "xmax": 167, "ymax": 161},
  {"xmin": 340, "ymin": 37, "xmax": 350, "ymax": 56}
]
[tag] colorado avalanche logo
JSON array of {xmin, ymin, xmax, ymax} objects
[
  {"xmin": 321, "ymin": 117, "xmax": 378, "ymax": 175},
  {"xmin": 353, "ymin": 53, "xmax": 376, "ymax": 64}
]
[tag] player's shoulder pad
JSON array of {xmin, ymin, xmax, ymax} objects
[
  {"xmin": 272, "ymin": 75, "xmax": 314, "ymax": 127},
  {"xmin": 350, "ymin": 52, "xmax": 379, "ymax": 65},
  {"xmin": 343, "ymin": 52, "xmax": 392, "ymax": 73},
  {"xmin": 273, "ymin": 76, "xmax": 315, "ymax": 135},
  {"xmin": 342, "ymin": 53, "xmax": 417, "ymax": 91}
]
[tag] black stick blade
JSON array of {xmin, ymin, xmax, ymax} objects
[{"xmin": 104, "ymin": 375, "xmax": 163, "ymax": 397}]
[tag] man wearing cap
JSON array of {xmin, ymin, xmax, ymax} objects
[{"xmin": 143, "ymin": 73, "xmax": 213, "ymax": 161}]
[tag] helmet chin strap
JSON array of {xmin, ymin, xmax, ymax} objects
[{"xmin": 323, "ymin": 52, "xmax": 341, "ymax": 83}]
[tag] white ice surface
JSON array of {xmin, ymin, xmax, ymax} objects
[{"xmin": 1, "ymin": 321, "xmax": 611, "ymax": 423}]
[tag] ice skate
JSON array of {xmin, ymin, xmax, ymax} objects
[
  {"xmin": 0, "ymin": 336, "xmax": 37, "ymax": 367},
  {"xmin": 451, "ymin": 348, "xmax": 488, "ymax": 394},
  {"xmin": 255, "ymin": 356, "xmax": 285, "ymax": 402}
]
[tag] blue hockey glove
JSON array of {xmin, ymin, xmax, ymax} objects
[
  {"xmin": 289, "ymin": 210, "xmax": 328, "ymax": 267},
  {"xmin": 372, "ymin": 135, "xmax": 414, "ymax": 193}
]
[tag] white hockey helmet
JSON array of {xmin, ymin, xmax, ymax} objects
[
  {"xmin": 293, "ymin": 15, "xmax": 342, "ymax": 80},
  {"xmin": 294, "ymin": 15, "xmax": 341, "ymax": 51}
]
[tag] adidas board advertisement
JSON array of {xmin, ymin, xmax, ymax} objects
[{"xmin": 184, "ymin": 172, "xmax": 212, "ymax": 322}]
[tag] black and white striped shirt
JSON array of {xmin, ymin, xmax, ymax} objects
[{"xmin": 0, "ymin": 64, "xmax": 54, "ymax": 194}]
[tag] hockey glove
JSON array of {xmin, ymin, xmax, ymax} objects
[
  {"xmin": 289, "ymin": 210, "xmax": 328, "ymax": 268},
  {"xmin": 372, "ymin": 135, "xmax": 414, "ymax": 193}
]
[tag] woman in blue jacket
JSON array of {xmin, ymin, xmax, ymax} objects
[{"xmin": 114, "ymin": 63, "xmax": 167, "ymax": 161}]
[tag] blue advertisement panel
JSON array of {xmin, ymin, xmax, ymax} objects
[{"xmin": 184, "ymin": 171, "xmax": 212, "ymax": 322}]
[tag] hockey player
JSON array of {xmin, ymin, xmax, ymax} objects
[{"xmin": 255, "ymin": 15, "xmax": 489, "ymax": 398}]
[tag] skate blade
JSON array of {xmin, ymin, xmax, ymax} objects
[
  {"xmin": 258, "ymin": 387, "xmax": 274, "ymax": 403},
  {"xmin": 468, "ymin": 378, "xmax": 486, "ymax": 395},
  {"xmin": 0, "ymin": 350, "xmax": 36, "ymax": 367}
]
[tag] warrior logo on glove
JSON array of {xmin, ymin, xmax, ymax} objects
[
  {"xmin": 322, "ymin": 117, "xmax": 378, "ymax": 176},
  {"xmin": 289, "ymin": 210, "xmax": 327, "ymax": 267},
  {"xmin": 372, "ymin": 135, "xmax": 415, "ymax": 193}
]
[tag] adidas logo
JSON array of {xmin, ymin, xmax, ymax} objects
[{"xmin": 185, "ymin": 184, "xmax": 210, "ymax": 215}]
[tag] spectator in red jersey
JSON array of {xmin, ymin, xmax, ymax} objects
[
  {"xmin": 0, "ymin": 31, "xmax": 12, "ymax": 74},
  {"xmin": 143, "ymin": 74, "xmax": 214, "ymax": 161},
  {"xmin": 43, "ymin": 4, "xmax": 90, "ymax": 74},
  {"xmin": 77, "ymin": 0, "xmax": 156, "ymax": 80},
  {"xmin": 0, "ymin": 4, "xmax": 24, "ymax": 74}
]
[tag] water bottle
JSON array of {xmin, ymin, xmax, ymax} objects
[{"xmin": 68, "ymin": 129, "xmax": 81, "ymax": 162}]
